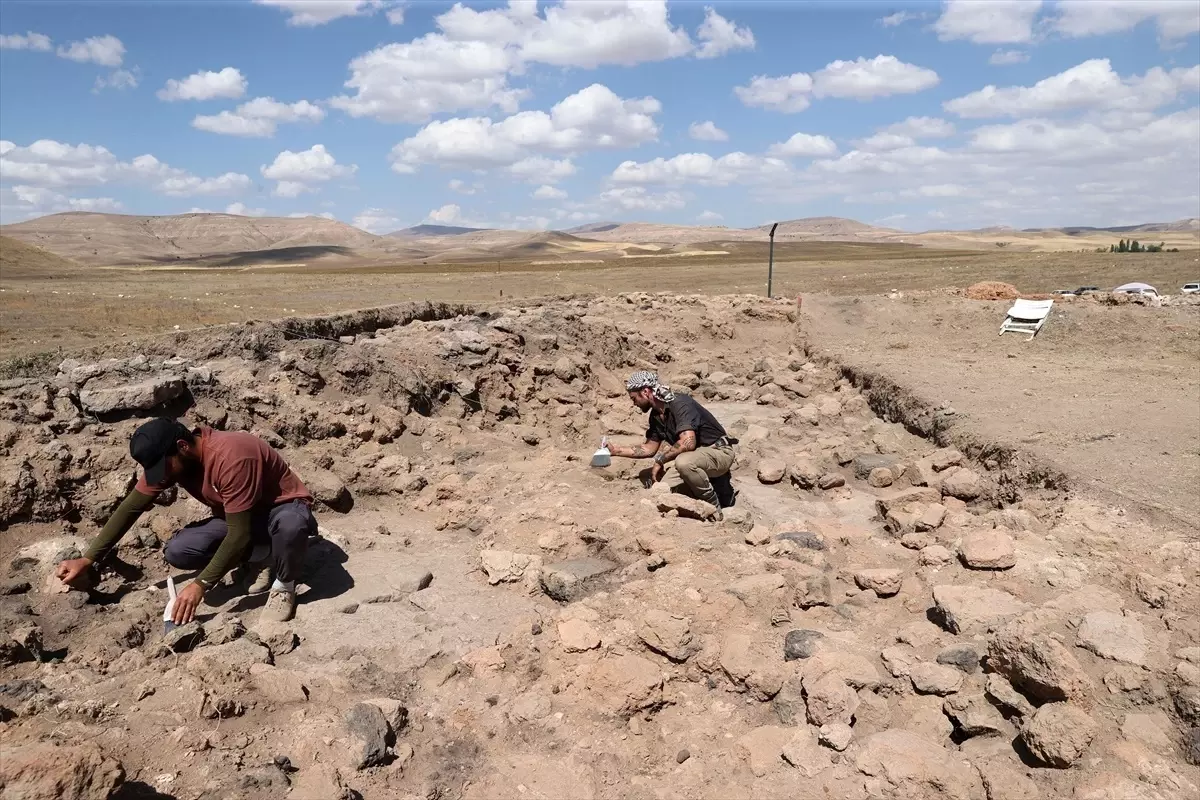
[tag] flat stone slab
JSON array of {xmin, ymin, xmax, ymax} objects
[{"xmin": 541, "ymin": 558, "xmax": 618, "ymax": 602}]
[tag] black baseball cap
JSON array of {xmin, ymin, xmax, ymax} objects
[{"xmin": 129, "ymin": 418, "xmax": 191, "ymax": 486}]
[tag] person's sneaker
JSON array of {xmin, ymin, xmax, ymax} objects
[
  {"xmin": 261, "ymin": 588, "xmax": 297, "ymax": 623},
  {"xmin": 241, "ymin": 562, "xmax": 272, "ymax": 594}
]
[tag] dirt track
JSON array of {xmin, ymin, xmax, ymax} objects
[{"xmin": 803, "ymin": 294, "xmax": 1200, "ymax": 526}]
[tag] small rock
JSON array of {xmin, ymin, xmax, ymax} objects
[
  {"xmin": 481, "ymin": 550, "xmax": 541, "ymax": 585},
  {"xmin": 0, "ymin": 581, "xmax": 31, "ymax": 596},
  {"xmin": 941, "ymin": 468, "xmax": 982, "ymax": 500},
  {"xmin": 1021, "ymin": 702, "xmax": 1096, "ymax": 767},
  {"xmin": 854, "ymin": 568, "xmax": 903, "ymax": 597},
  {"xmin": 337, "ymin": 603, "xmax": 359, "ymax": 614},
  {"xmin": 1076, "ymin": 611, "xmax": 1147, "ymax": 666},
  {"xmin": 936, "ymin": 645, "xmax": 980, "ymax": 673},
  {"xmin": 976, "ymin": 760, "xmax": 1040, "ymax": 800},
  {"xmin": 958, "ymin": 530, "xmax": 1016, "ymax": 570},
  {"xmin": 676, "ymin": 749, "xmax": 690, "ymax": 764},
  {"xmin": 0, "ymin": 742, "xmax": 125, "ymax": 800},
  {"xmin": 988, "ymin": 624, "xmax": 1092, "ymax": 704},
  {"xmin": 804, "ymin": 674, "xmax": 859, "ymax": 726},
  {"xmin": 638, "ymin": 610, "xmax": 696, "ymax": 663},
  {"xmin": 775, "ymin": 531, "xmax": 826, "ymax": 550},
  {"xmin": 744, "ymin": 526, "xmax": 772, "ymax": 546},
  {"xmin": 249, "ymin": 664, "xmax": 309, "ymax": 704},
  {"xmin": 781, "ymin": 728, "xmax": 831, "ymax": 776},
  {"xmin": 867, "ymin": 467, "xmax": 894, "ymax": 488},
  {"xmin": 943, "ymin": 694, "xmax": 1008, "ymax": 737},
  {"xmin": 736, "ymin": 725, "xmax": 793, "ymax": 777},
  {"xmin": 362, "ymin": 698, "xmax": 408, "ymax": 735},
  {"xmin": 985, "ymin": 673, "xmax": 1035, "ymax": 718},
  {"xmin": 343, "ymin": 703, "xmax": 390, "ymax": 770},
  {"xmin": 930, "ymin": 449, "xmax": 963, "ymax": 471},
  {"xmin": 540, "ymin": 558, "xmax": 617, "ymax": 602},
  {"xmin": 254, "ymin": 623, "xmax": 298, "ymax": 657},
  {"xmin": 557, "ymin": 618, "xmax": 601, "ymax": 652},
  {"xmin": 164, "ymin": 622, "xmax": 205, "ymax": 653},
  {"xmin": 586, "ymin": 654, "xmax": 664, "ymax": 718},
  {"xmin": 881, "ymin": 645, "xmax": 920, "ymax": 678},
  {"xmin": 919, "ymin": 545, "xmax": 954, "ymax": 566},
  {"xmin": 818, "ymin": 722, "xmax": 853, "ymax": 751},
  {"xmin": 783, "ymin": 629, "xmax": 823, "ymax": 661},
  {"xmin": 817, "ymin": 473, "xmax": 845, "ymax": 490},
  {"xmin": 909, "ymin": 663, "xmax": 964, "ymax": 696},
  {"xmin": 757, "ymin": 460, "xmax": 786, "ymax": 484},
  {"xmin": 915, "ymin": 504, "xmax": 947, "ymax": 531},
  {"xmin": 1132, "ymin": 573, "xmax": 1168, "ymax": 608},
  {"xmin": 931, "ymin": 585, "xmax": 1028, "ymax": 635}
]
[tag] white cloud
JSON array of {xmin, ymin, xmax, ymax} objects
[
  {"xmin": 695, "ymin": 6, "xmax": 755, "ymax": 59},
  {"xmin": 225, "ymin": 202, "xmax": 266, "ymax": 216},
  {"xmin": 261, "ymin": 144, "xmax": 356, "ymax": 197},
  {"xmin": 422, "ymin": 203, "xmax": 492, "ymax": 227},
  {"xmin": 884, "ymin": 116, "xmax": 957, "ymax": 138},
  {"xmin": 331, "ymin": 1, "xmax": 749, "ymax": 124},
  {"xmin": 688, "ymin": 120, "xmax": 729, "ymax": 141},
  {"xmin": 0, "ymin": 185, "xmax": 123, "ymax": 222},
  {"xmin": 507, "ymin": 156, "xmax": 577, "ymax": 183},
  {"xmin": 254, "ymin": 0, "xmax": 387, "ymax": 26},
  {"xmin": 352, "ymin": 207, "xmax": 401, "ymax": 233},
  {"xmin": 933, "ymin": 0, "xmax": 1043, "ymax": 44},
  {"xmin": 193, "ymin": 97, "xmax": 324, "ymax": 137},
  {"xmin": 389, "ymin": 84, "xmax": 660, "ymax": 179},
  {"xmin": 1052, "ymin": 1, "xmax": 1200, "ymax": 42},
  {"xmin": 516, "ymin": 0, "xmax": 693, "ymax": 68},
  {"xmin": 966, "ymin": 110, "xmax": 1200, "ymax": 159},
  {"xmin": 0, "ymin": 138, "xmax": 251, "ymax": 196},
  {"xmin": 813, "ymin": 55, "xmax": 940, "ymax": 100},
  {"xmin": 597, "ymin": 186, "xmax": 687, "ymax": 211},
  {"xmin": 734, "ymin": 73, "xmax": 814, "ymax": 112},
  {"xmin": 767, "ymin": 132, "xmax": 839, "ymax": 158},
  {"xmin": 533, "ymin": 184, "xmax": 567, "ymax": 200},
  {"xmin": 448, "ymin": 178, "xmax": 479, "ymax": 194},
  {"xmin": 289, "ymin": 211, "xmax": 337, "ymax": 219},
  {"xmin": 735, "ymin": 55, "xmax": 938, "ymax": 111},
  {"xmin": 56, "ymin": 34, "xmax": 125, "ymax": 67},
  {"xmin": 879, "ymin": 11, "xmax": 921, "ymax": 27},
  {"xmin": 0, "ymin": 32, "xmax": 52, "ymax": 51},
  {"xmin": 990, "ymin": 49, "xmax": 1030, "ymax": 65},
  {"xmin": 856, "ymin": 132, "xmax": 916, "ymax": 151},
  {"xmin": 944, "ymin": 59, "xmax": 1200, "ymax": 118},
  {"xmin": 93, "ymin": 69, "xmax": 139, "ymax": 93},
  {"xmin": 610, "ymin": 151, "xmax": 791, "ymax": 187},
  {"xmin": 385, "ymin": 4, "xmax": 406, "ymax": 25},
  {"xmin": 158, "ymin": 67, "xmax": 247, "ymax": 102},
  {"xmin": 697, "ymin": 209, "xmax": 723, "ymax": 222}
]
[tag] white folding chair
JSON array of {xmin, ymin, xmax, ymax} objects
[{"xmin": 999, "ymin": 298, "xmax": 1054, "ymax": 339}]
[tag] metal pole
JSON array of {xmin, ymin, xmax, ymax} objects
[{"xmin": 767, "ymin": 222, "xmax": 779, "ymax": 298}]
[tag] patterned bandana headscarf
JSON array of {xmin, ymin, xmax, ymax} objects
[{"xmin": 626, "ymin": 370, "xmax": 675, "ymax": 403}]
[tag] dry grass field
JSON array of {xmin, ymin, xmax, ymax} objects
[{"xmin": 2, "ymin": 241, "xmax": 1198, "ymax": 358}]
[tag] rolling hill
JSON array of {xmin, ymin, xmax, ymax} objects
[
  {"xmin": 0, "ymin": 234, "xmax": 85, "ymax": 278},
  {"xmin": 0, "ymin": 211, "xmax": 390, "ymax": 266}
]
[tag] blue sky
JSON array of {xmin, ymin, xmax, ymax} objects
[{"xmin": 1, "ymin": 0, "xmax": 1198, "ymax": 233}]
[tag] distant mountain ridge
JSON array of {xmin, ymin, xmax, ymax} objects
[{"xmin": 2, "ymin": 211, "xmax": 1196, "ymax": 267}]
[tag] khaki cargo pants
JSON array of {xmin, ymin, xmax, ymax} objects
[{"xmin": 661, "ymin": 443, "xmax": 736, "ymax": 507}]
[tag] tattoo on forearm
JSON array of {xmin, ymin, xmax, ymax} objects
[{"xmin": 630, "ymin": 444, "xmax": 652, "ymax": 458}]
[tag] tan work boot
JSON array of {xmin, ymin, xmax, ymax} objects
[
  {"xmin": 241, "ymin": 561, "xmax": 272, "ymax": 594},
  {"xmin": 261, "ymin": 588, "xmax": 297, "ymax": 623}
]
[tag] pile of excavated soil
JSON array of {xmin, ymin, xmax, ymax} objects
[
  {"xmin": 0, "ymin": 294, "xmax": 1197, "ymax": 800},
  {"xmin": 964, "ymin": 281, "xmax": 1020, "ymax": 300}
]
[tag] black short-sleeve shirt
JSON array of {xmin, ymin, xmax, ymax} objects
[{"xmin": 646, "ymin": 394, "xmax": 727, "ymax": 447}]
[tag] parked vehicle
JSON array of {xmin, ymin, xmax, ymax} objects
[
  {"xmin": 1053, "ymin": 289, "xmax": 1077, "ymax": 296},
  {"xmin": 1113, "ymin": 282, "xmax": 1159, "ymax": 296},
  {"xmin": 1075, "ymin": 286, "xmax": 1101, "ymax": 295},
  {"xmin": 1182, "ymin": 282, "xmax": 1200, "ymax": 294}
]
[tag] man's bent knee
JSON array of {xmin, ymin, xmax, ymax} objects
[{"xmin": 164, "ymin": 534, "xmax": 210, "ymax": 569}]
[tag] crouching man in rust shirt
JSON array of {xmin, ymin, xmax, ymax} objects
[{"xmin": 56, "ymin": 418, "xmax": 316, "ymax": 624}]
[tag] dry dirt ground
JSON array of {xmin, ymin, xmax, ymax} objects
[
  {"xmin": 803, "ymin": 293, "xmax": 1200, "ymax": 527},
  {"xmin": 0, "ymin": 294, "xmax": 1198, "ymax": 800},
  {"xmin": 4, "ymin": 246, "xmax": 1199, "ymax": 359}
]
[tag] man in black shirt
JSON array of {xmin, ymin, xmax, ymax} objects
[{"xmin": 604, "ymin": 371, "xmax": 737, "ymax": 512}]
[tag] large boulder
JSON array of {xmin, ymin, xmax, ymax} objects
[
  {"xmin": 1021, "ymin": 703, "xmax": 1096, "ymax": 767},
  {"xmin": 79, "ymin": 375, "xmax": 186, "ymax": 415}
]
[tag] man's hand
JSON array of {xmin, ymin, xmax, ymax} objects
[
  {"xmin": 171, "ymin": 582, "xmax": 206, "ymax": 625},
  {"xmin": 650, "ymin": 462, "xmax": 665, "ymax": 483},
  {"xmin": 55, "ymin": 558, "xmax": 96, "ymax": 589}
]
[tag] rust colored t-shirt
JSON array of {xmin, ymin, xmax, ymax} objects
[{"xmin": 135, "ymin": 427, "xmax": 311, "ymax": 516}]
